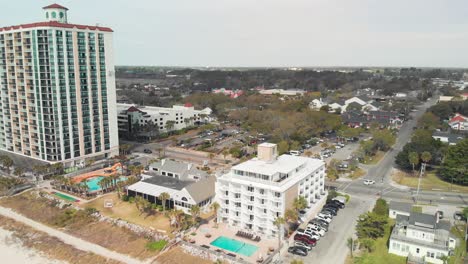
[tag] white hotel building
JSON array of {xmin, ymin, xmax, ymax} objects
[
  {"xmin": 216, "ymin": 143, "xmax": 326, "ymax": 237},
  {"xmin": 0, "ymin": 4, "xmax": 119, "ymax": 167}
]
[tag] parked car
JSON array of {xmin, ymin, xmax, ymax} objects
[
  {"xmin": 298, "ymin": 229, "xmax": 320, "ymax": 240},
  {"xmin": 308, "ymin": 220, "xmax": 328, "ymax": 231},
  {"xmin": 329, "ymin": 199, "xmax": 345, "ymax": 209},
  {"xmin": 319, "ymin": 211, "xmax": 334, "ymax": 219},
  {"xmin": 143, "ymin": 149, "xmax": 152, "ymax": 154},
  {"xmin": 289, "ymin": 150, "xmax": 300, "ymax": 156},
  {"xmin": 306, "ymin": 224, "xmax": 326, "ymax": 236},
  {"xmin": 364, "ymin": 179, "xmax": 376, "ymax": 185},
  {"xmin": 295, "ymin": 241, "xmax": 312, "ymax": 251},
  {"xmin": 321, "ymin": 208, "xmax": 337, "ymax": 216},
  {"xmin": 310, "ymin": 218, "xmax": 329, "ymax": 227},
  {"xmin": 293, "ymin": 234, "xmax": 317, "ymax": 246},
  {"xmin": 317, "ymin": 214, "xmax": 332, "ymax": 223},
  {"xmin": 288, "ymin": 246, "xmax": 308, "ymax": 257},
  {"xmin": 332, "ymin": 196, "xmax": 347, "ymax": 206},
  {"xmin": 454, "ymin": 212, "xmax": 467, "ymax": 221},
  {"xmin": 435, "ymin": 212, "xmax": 444, "ymax": 221}
]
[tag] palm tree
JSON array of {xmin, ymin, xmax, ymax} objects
[
  {"xmin": 174, "ymin": 209, "xmax": 185, "ymax": 229},
  {"xmin": 421, "ymin": 151, "xmax": 432, "ymax": 165},
  {"xmin": 167, "ymin": 209, "xmax": 177, "ymax": 227},
  {"xmin": 135, "ymin": 196, "xmax": 147, "ymax": 215},
  {"xmin": 273, "ymin": 217, "xmax": 285, "ymax": 253},
  {"xmin": 439, "ymin": 255, "xmax": 449, "ymax": 264},
  {"xmin": 208, "ymin": 153, "xmax": 215, "ymax": 162},
  {"xmin": 222, "ymin": 149, "xmax": 229, "ymax": 161},
  {"xmin": 293, "ymin": 196, "xmax": 307, "ymax": 212},
  {"xmin": 1, "ymin": 156, "xmax": 13, "ymax": 174},
  {"xmin": 284, "ymin": 209, "xmax": 298, "ymax": 236},
  {"xmin": 14, "ymin": 167, "xmax": 24, "ymax": 177},
  {"xmin": 408, "ymin": 152, "xmax": 419, "ymax": 174},
  {"xmin": 159, "ymin": 192, "xmax": 170, "ymax": 212},
  {"xmin": 165, "ymin": 120, "xmax": 176, "ymax": 133},
  {"xmin": 190, "ymin": 205, "xmax": 201, "ymax": 225},
  {"xmin": 210, "ymin": 202, "xmax": 220, "ymax": 227}
]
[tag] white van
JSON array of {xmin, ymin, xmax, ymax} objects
[{"xmin": 289, "ymin": 150, "xmax": 300, "ymax": 156}]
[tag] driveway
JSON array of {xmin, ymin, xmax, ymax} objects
[{"xmin": 282, "ymin": 196, "xmax": 374, "ymax": 264}]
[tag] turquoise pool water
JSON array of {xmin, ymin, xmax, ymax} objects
[
  {"xmin": 210, "ymin": 236, "xmax": 258, "ymax": 257},
  {"xmin": 85, "ymin": 176, "xmax": 126, "ymax": 191}
]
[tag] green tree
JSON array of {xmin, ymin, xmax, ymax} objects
[
  {"xmin": 0, "ymin": 156, "xmax": 13, "ymax": 173},
  {"xmin": 293, "ymin": 196, "xmax": 307, "ymax": 211},
  {"xmin": 210, "ymin": 202, "xmax": 220, "ymax": 227},
  {"xmin": 284, "ymin": 209, "xmax": 298, "ymax": 235},
  {"xmin": 372, "ymin": 198, "xmax": 389, "ymax": 217},
  {"xmin": 421, "ymin": 151, "xmax": 432, "ymax": 165},
  {"xmin": 159, "ymin": 192, "xmax": 170, "ymax": 212},
  {"xmin": 190, "ymin": 205, "xmax": 201, "ymax": 225},
  {"xmin": 408, "ymin": 152, "xmax": 419, "ymax": 173},
  {"xmin": 360, "ymin": 238, "xmax": 376, "ymax": 252},
  {"xmin": 418, "ymin": 112, "xmax": 440, "ymax": 130},
  {"xmin": 273, "ymin": 217, "xmax": 285, "ymax": 254},
  {"xmin": 165, "ymin": 120, "xmax": 176, "ymax": 133},
  {"xmin": 372, "ymin": 129, "xmax": 396, "ymax": 151},
  {"xmin": 13, "ymin": 167, "xmax": 24, "ymax": 177},
  {"xmin": 347, "ymin": 237, "xmax": 355, "ymax": 257},
  {"xmin": 439, "ymin": 139, "xmax": 468, "ymax": 185},
  {"xmin": 356, "ymin": 212, "xmax": 388, "ymax": 239},
  {"xmin": 277, "ymin": 140, "xmax": 289, "ymax": 155}
]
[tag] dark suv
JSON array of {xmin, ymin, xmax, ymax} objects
[{"xmin": 288, "ymin": 246, "xmax": 308, "ymax": 256}]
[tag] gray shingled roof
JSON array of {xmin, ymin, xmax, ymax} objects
[
  {"xmin": 185, "ymin": 176, "xmax": 216, "ymax": 203},
  {"xmin": 432, "ymin": 131, "xmax": 465, "ymax": 144},
  {"xmin": 390, "ymin": 201, "xmax": 412, "ymax": 213},
  {"xmin": 142, "ymin": 174, "xmax": 193, "ymax": 190},
  {"xmin": 149, "ymin": 159, "xmax": 208, "ymax": 181},
  {"xmin": 410, "ymin": 212, "xmax": 436, "ymax": 228}
]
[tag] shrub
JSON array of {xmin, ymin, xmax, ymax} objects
[
  {"xmin": 121, "ymin": 194, "xmax": 129, "ymax": 202},
  {"xmin": 145, "ymin": 240, "xmax": 167, "ymax": 251},
  {"xmin": 84, "ymin": 207, "xmax": 98, "ymax": 215},
  {"xmin": 128, "ymin": 197, "xmax": 135, "ymax": 203}
]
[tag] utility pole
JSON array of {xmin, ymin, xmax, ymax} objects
[{"xmin": 415, "ymin": 162, "xmax": 426, "ymax": 204}]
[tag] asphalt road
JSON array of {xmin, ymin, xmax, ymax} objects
[
  {"xmin": 283, "ymin": 197, "xmax": 374, "ymax": 264},
  {"xmin": 329, "ymin": 96, "xmax": 468, "ymax": 207}
]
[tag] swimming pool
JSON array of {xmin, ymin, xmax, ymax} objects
[
  {"xmin": 210, "ymin": 236, "xmax": 258, "ymax": 257},
  {"xmin": 85, "ymin": 176, "xmax": 126, "ymax": 191}
]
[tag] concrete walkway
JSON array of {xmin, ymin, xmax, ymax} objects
[{"xmin": 0, "ymin": 206, "xmax": 146, "ymax": 264}]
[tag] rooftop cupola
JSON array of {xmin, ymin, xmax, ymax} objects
[{"xmin": 43, "ymin": 4, "xmax": 69, "ymax": 23}]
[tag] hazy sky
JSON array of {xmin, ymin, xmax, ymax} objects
[{"xmin": 2, "ymin": 0, "xmax": 468, "ymax": 67}]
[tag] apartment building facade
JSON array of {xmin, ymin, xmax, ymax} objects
[
  {"xmin": 216, "ymin": 143, "xmax": 326, "ymax": 237},
  {"xmin": 117, "ymin": 103, "xmax": 212, "ymax": 137},
  {"xmin": 0, "ymin": 4, "xmax": 119, "ymax": 167}
]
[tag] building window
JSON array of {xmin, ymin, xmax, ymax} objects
[
  {"xmin": 225, "ymin": 191, "xmax": 228, "ymax": 195},
  {"xmin": 247, "ymin": 186, "xmax": 254, "ymax": 192},
  {"xmin": 248, "ymin": 205, "xmax": 253, "ymax": 211},
  {"xmin": 46, "ymin": 12, "xmax": 49, "ymax": 19},
  {"xmin": 60, "ymin": 12, "xmax": 64, "ymax": 18},
  {"xmin": 225, "ymin": 200, "xmax": 229, "ymax": 205},
  {"xmin": 250, "ymin": 196, "xmax": 254, "ymax": 201},
  {"xmin": 235, "ymin": 193, "xmax": 240, "ymax": 199},
  {"xmin": 52, "ymin": 12, "xmax": 57, "ymax": 18},
  {"xmin": 416, "ymin": 248, "xmax": 419, "ymax": 254},
  {"xmin": 275, "ymin": 192, "xmax": 281, "ymax": 198}
]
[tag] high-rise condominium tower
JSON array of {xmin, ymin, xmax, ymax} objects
[{"xmin": 0, "ymin": 4, "xmax": 119, "ymax": 167}]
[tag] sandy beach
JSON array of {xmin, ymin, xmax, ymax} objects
[{"xmin": 0, "ymin": 227, "xmax": 65, "ymax": 264}]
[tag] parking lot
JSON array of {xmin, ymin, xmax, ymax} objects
[{"xmin": 283, "ymin": 196, "xmax": 374, "ymax": 264}]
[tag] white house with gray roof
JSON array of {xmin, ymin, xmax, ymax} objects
[
  {"xmin": 127, "ymin": 159, "xmax": 215, "ymax": 214},
  {"xmin": 389, "ymin": 201, "xmax": 412, "ymax": 219},
  {"xmin": 389, "ymin": 212, "xmax": 457, "ymax": 264}
]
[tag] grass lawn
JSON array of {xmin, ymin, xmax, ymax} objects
[
  {"xmin": 411, "ymin": 206, "xmax": 423, "ymax": 213},
  {"xmin": 449, "ymin": 225, "xmax": 467, "ymax": 264},
  {"xmin": 392, "ymin": 171, "xmax": 468, "ymax": 193},
  {"xmin": 348, "ymin": 168, "xmax": 366, "ymax": 180},
  {"xmin": 80, "ymin": 193, "xmax": 173, "ymax": 234},
  {"xmin": 361, "ymin": 151, "xmax": 386, "ymax": 165},
  {"xmin": 353, "ymin": 220, "xmax": 406, "ymax": 264}
]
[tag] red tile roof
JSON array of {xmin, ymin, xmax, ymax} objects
[
  {"xmin": 0, "ymin": 21, "xmax": 113, "ymax": 32},
  {"xmin": 184, "ymin": 102, "xmax": 193, "ymax": 107},
  {"xmin": 449, "ymin": 114, "xmax": 468, "ymax": 123},
  {"xmin": 43, "ymin": 4, "xmax": 69, "ymax": 10},
  {"xmin": 127, "ymin": 106, "xmax": 141, "ymax": 113}
]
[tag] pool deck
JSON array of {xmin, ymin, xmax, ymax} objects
[
  {"xmin": 71, "ymin": 163, "xmax": 122, "ymax": 183},
  {"xmin": 192, "ymin": 220, "xmax": 277, "ymax": 263}
]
